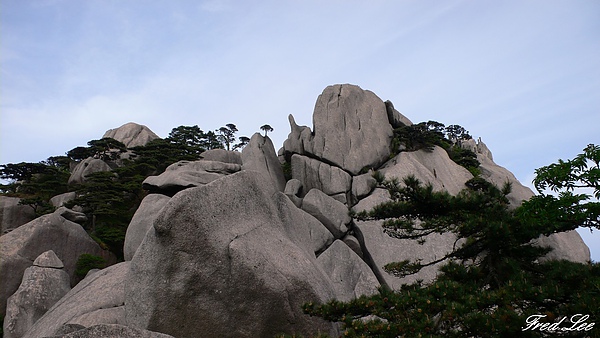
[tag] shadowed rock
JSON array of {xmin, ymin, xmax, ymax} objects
[{"xmin": 43, "ymin": 324, "xmax": 174, "ymax": 338}]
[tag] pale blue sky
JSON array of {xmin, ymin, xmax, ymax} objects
[{"xmin": 1, "ymin": 0, "xmax": 599, "ymax": 259}]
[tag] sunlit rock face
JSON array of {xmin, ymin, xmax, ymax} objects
[{"xmin": 102, "ymin": 122, "xmax": 159, "ymax": 149}]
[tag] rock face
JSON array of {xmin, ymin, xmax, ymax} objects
[
  {"xmin": 43, "ymin": 324, "xmax": 175, "ymax": 338},
  {"xmin": 241, "ymin": 133, "xmax": 286, "ymax": 192},
  {"xmin": 283, "ymin": 84, "xmax": 393, "ymax": 175},
  {"xmin": 23, "ymin": 262, "xmax": 130, "ymax": 338},
  {"xmin": 200, "ymin": 148, "xmax": 242, "ymax": 165},
  {"xmin": 301, "ymin": 189, "xmax": 351, "ymax": 239},
  {"xmin": 49, "ymin": 192, "xmax": 77, "ymax": 208},
  {"xmin": 68, "ymin": 158, "xmax": 112, "ymax": 185},
  {"xmin": 0, "ymin": 209, "xmax": 114, "ymax": 318},
  {"xmin": 123, "ymin": 194, "xmax": 171, "ymax": 261},
  {"xmin": 102, "ymin": 122, "xmax": 159, "ymax": 148},
  {"xmin": 381, "ymin": 146, "xmax": 474, "ymax": 196},
  {"xmin": 0, "ymin": 196, "xmax": 36, "ymax": 234},
  {"xmin": 142, "ymin": 160, "xmax": 241, "ymax": 195},
  {"xmin": 316, "ymin": 240, "xmax": 379, "ymax": 302},
  {"xmin": 126, "ymin": 171, "xmax": 339, "ymax": 338},
  {"xmin": 291, "ymin": 154, "xmax": 352, "ymax": 200},
  {"xmin": 3, "ymin": 251, "xmax": 71, "ymax": 338}
]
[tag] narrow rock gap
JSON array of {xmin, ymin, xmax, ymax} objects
[{"xmin": 348, "ymin": 221, "xmax": 391, "ymax": 291}]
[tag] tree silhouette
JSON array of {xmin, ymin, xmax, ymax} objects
[
  {"xmin": 217, "ymin": 124, "xmax": 238, "ymax": 150},
  {"xmin": 233, "ymin": 136, "xmax": 251, "ymax": 151},
  {"xmin": 260, "ymin": 124, "xmax": 273, "ymax": 137}
]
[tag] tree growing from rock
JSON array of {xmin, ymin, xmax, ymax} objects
[
  {"xmin": 260, "ymin": 124, "xmax": 273, "ymax": 137},
  {"xmin": 305, "ymin": 144, "xmax": 600, "ymax": 337}
]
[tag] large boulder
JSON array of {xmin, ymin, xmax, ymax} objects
[
  {"xmin": 291, "ymin": 154, "xmax": 352, "ymax": 200},
  {"xmin": 283, "ymin": 84, "xmax": 393, "ymax": 175},
  {"xmin": 142, "ymin": 160, "xmax": 241, "ymax": 195},
  {"xmin": 68, "ymin": 158, "xmax": 112, "ymax": 185},
  {"xmin": 301, "ymin": 189, "xmax": 351, "ymax": 239},
  {"xmin": 102, "ymin": 122, "xmax": 159, "ymax": 149},
  {"xmin": 241, "ymin": 133, "xmax": 286, "ymax": 192},
  {"xmin": 316, "ymin": 240, "xmax": 379, "ymax": 302},
  {"xmin": 0, "ymin": 209, "xmax": 114, "ymax": 318},
  {"xmin": 49, "ymin": 192, "xmax": 77, "ymax": 208},
  {"xmin": 4, "ymin": 251, "xmax": 71, "ymax": 338},
  {"xmin": 23, "ymin": 262, "xmax": 130, "ymax": 338},
  {"xmin": 126, "ymin": 171, "xmax": 339, "ymax": 338},
  {"xmin": 0, "ymin": 196, "xmax": 36, "ymax": 234},
  {"xmin": 123, "ymin": 194, "xmax": 171, "ymax": 261},
  {"xmin": 200, "ymin": 149, "xmax": 242, "ymax": 165},
  {"xmin": 352, "ymin": 172, "xmax": 377, "ymax": 201}
]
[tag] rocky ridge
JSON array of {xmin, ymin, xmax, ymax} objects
[{"xmin": 1, "ymin": 84, "xmax": 590, "ymax": 338}]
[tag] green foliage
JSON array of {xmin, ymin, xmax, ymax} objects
[
  {"xmin": 306, "ymin": 148, "xmax": 600, "ymax": 337},
  {"xmin": 518, "ymin": 144, "xmax": 600, "ymax": 234},
  {"xmin": 0, "ymin": 160, "xmax": 70, "ymax": 216},
  {"xmin": 87, "ymin": 137, "xmax": 127, "ymax": 161},
  {"xmin": 534, "ymin": 144, "xmax": 600, "ymax": 199},
  {"xmin": 372, "ymin": 170, "xmax": 385, "ymax": 185},
  {"xmin": 0, "ymin": 162, "xmax": 50, "ymax": 182},
  {"xmin": 391, "ymin": 121, "xmax": 479, "ymax": 175},
  {"xmin": 67, "ymin": 167, "xmax": 144, "ymax": 259},
  {"xmin": 75, "ymin": 254, "xmax": 106, "ymax": 277},
  {"xmin": 167, "ymin": 125, "xmax": 207, "ymax": 156}
]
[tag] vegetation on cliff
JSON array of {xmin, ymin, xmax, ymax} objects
[{"xmin": 305, "ymin": 144, "xmax": 600, "ymax": 337}]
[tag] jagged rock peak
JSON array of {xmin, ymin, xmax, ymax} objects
[
  {"xmin": 283, "ymin": 84, "xmax": 394, "ymax": 175},
  {"xmin": 102, "ymin": 122, "xmax": 159, "ymax": 148}
]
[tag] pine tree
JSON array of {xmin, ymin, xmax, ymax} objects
[{"xmin": 305, "ymin": 145, "xmax": 600, "ymax": 337}]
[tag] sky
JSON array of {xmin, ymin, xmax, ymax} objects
[{"xmin": 1, "ymin": 0, "xmax": 599, "ymax": 259}]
